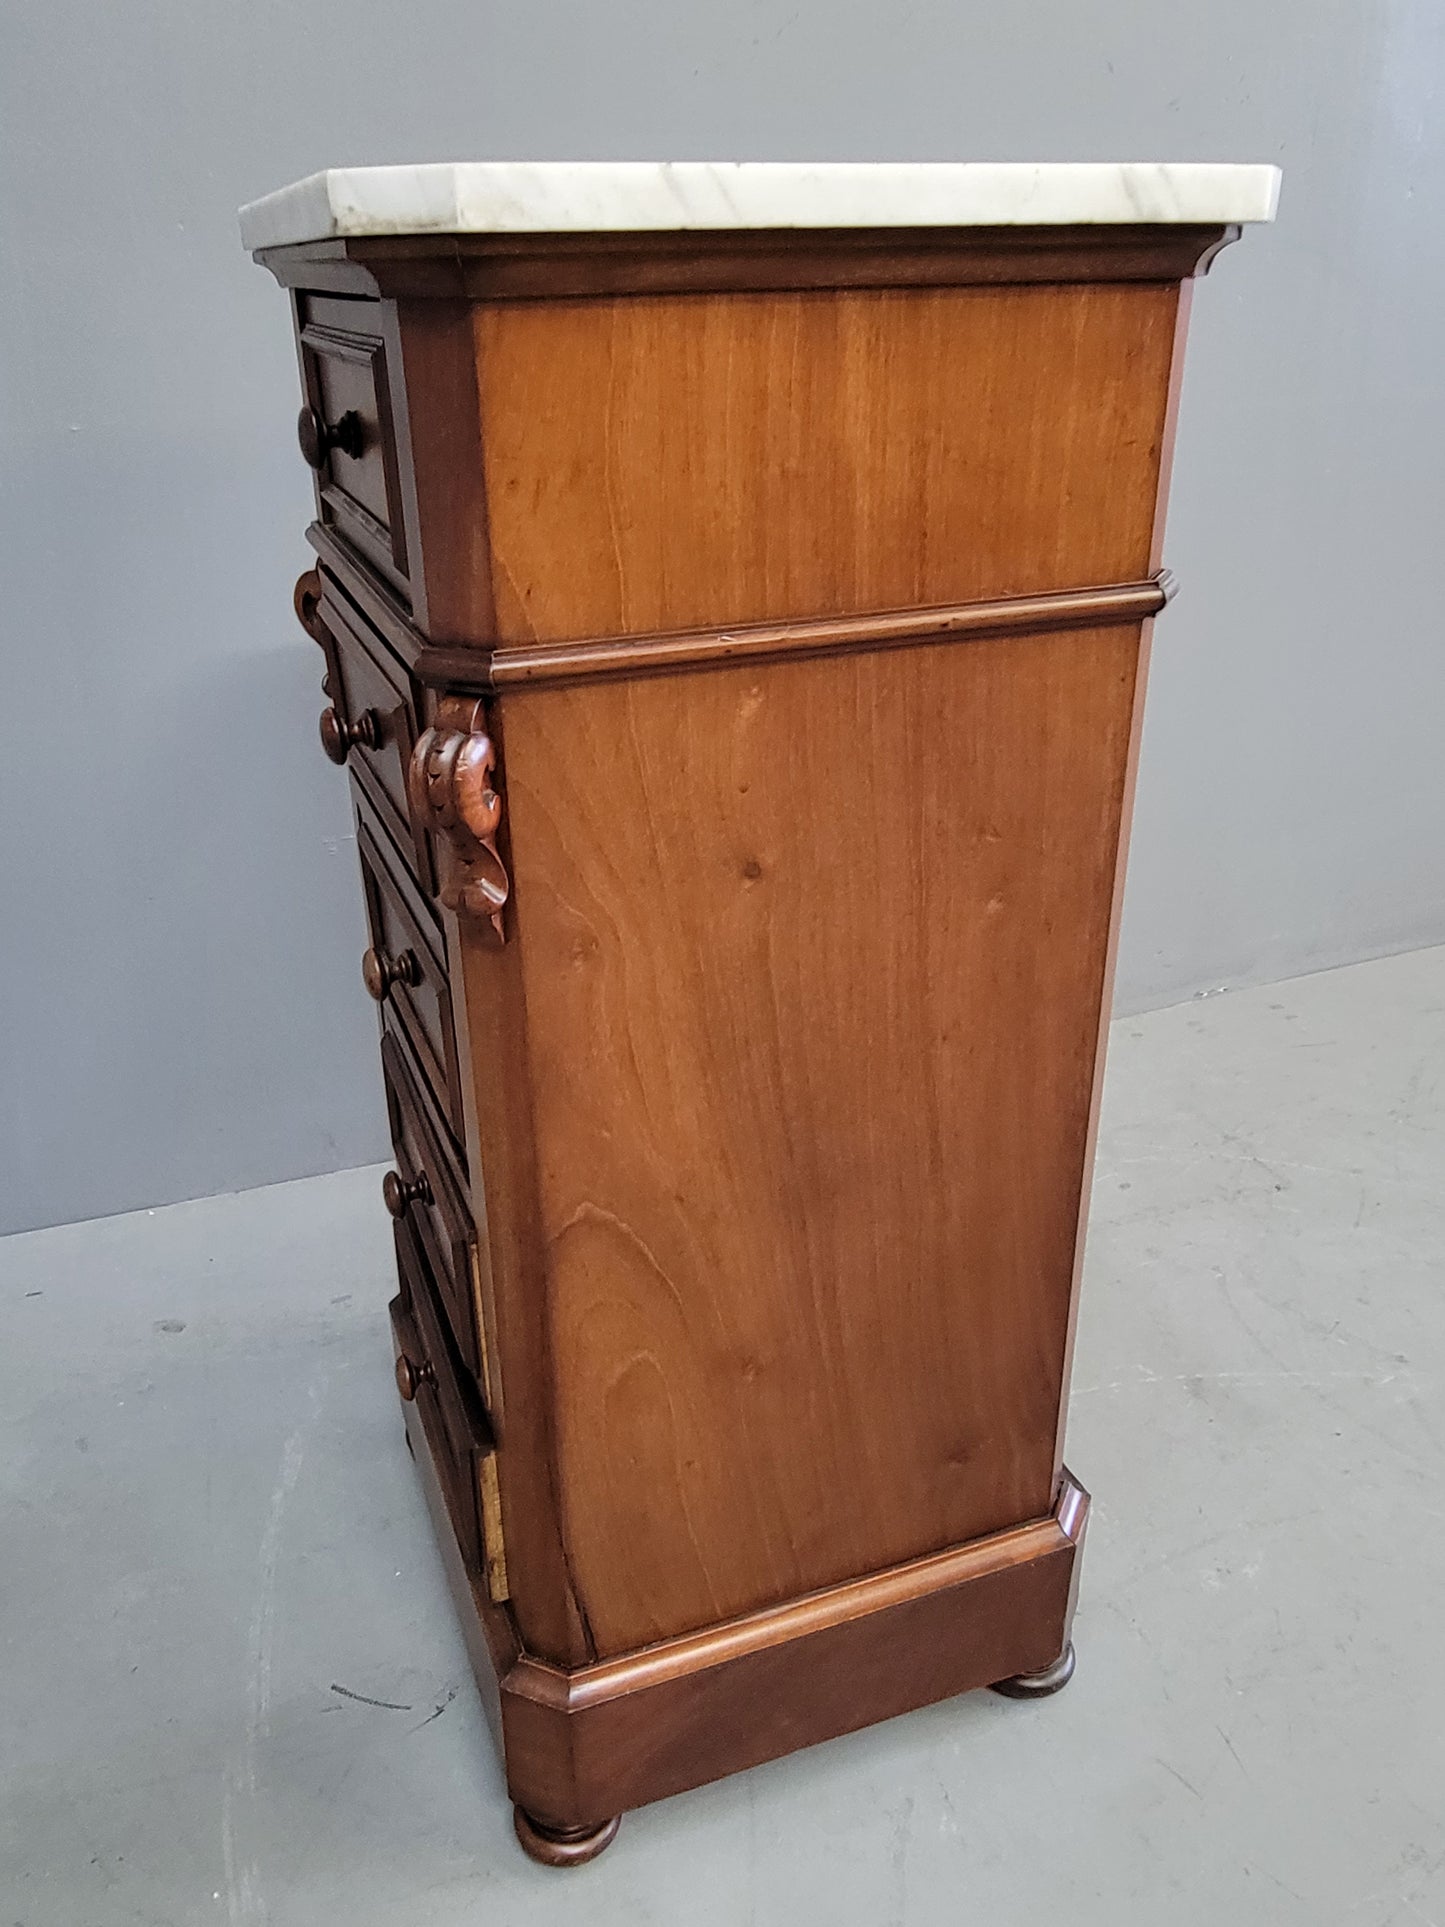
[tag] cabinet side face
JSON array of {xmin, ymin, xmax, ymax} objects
[
  {"xmin": 473, "ymin": 281, "xmax": 1180, "ymax": 644},
  {"xmin": 495, "ymin": 623, "xmax": 1144, "ymax": 1656}
]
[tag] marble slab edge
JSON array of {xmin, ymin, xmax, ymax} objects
[{"xmin": 240, "ymin": 161, "xmax": 1282, "ymax": 253}]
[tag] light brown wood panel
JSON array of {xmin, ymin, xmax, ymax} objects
[
  {"xmin": 475, "ymin": 282, "xmax": 1179, "ymax": 644},
  {"xmin": 497, "ymin": 622, "xmax": 1142, "ymax": 1656}
]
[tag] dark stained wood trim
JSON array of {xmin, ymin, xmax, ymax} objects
[
  {"xmin": 308, "ymin": 520, "xmax": 428, "ymax": 667},
  {"xmin": 300, "ymin": 312, "xmax": 411, "ymax": 580},
  {"xmin": 256, "ymin": 223, "xmax": 1237, "ymax": 301},
  {"xmin": 447, "ymin": 863, "xmax": 601, "ymax": 1670},
  {"xmin": 294, "ymin": 293, "xmax": 413, "ymax": 599},
  {"xmin": 390, "ymin": 299, "xmax": 499, "ymax": 639},
  {"xmin": 268, "ymin": 245, "xmax": 381, "ymax": 297},
  {"xmin": 409, "ymin": 573, "xmax": 1177, "ymax": 694},
  {"xmin": 397, "ymin": 1323, "xmax": 518, "ymax": 1748},
  {"xmin": 497, "ymin": 1470, "xmax": 1088, "ymax": 1830}
]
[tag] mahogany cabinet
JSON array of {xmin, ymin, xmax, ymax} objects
[{"xmin": 243, "ymin": 161, "xmax": 1278, "ymax": 1865}]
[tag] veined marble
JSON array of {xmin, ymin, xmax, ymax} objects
[{"xmin": 239, "ymin": 161, "xmax": 1281, "ymax": 251}]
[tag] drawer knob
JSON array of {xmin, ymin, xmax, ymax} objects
[
  {"xmin": 395, "ymin": 1352, "xmax": 434, "ymax": 1402},
  {"xmin": 382, "ymin": 1168, "xmax": 432, "ymax": 1218},
  {"xmin": 297, "ymin": 404, "xmax": 366, "ymax": 469},
  {"xmin": 319, "ymin": 705, "xmax": 380, "ymax": 766},
  {"xmin": 362, "ymin": 947, "xmax": 421, "ymax": 1003}
]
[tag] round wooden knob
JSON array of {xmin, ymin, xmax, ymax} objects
[
  {"xmin": 297, "ymin": 404, "xmax": 365, "ymax": 470},
  {"xmin": 362, "ymin": 947, "xmax": 420, "ymax": 1002},
  {"xmin": 319, "ymin": 706, "xmax": 380, "ymax": 765},
  {"xmin": 382, "ymin": 1168, "xmax": 431, "ymax": 1218},
  {"xmin": 395, "ymin": 1352, "xmax": 434, "ymax": 1402}
]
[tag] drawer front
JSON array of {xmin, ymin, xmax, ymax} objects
[
  {"xmin": 316, "ymin": 581, "xmax": 435, "ymax": 891},
  {"xmin": 296, "ymin": 294, "xmax": 409, "ymax": 594},
  {"xmin": 381, "ymin": 1022, "xmax": 494, "ymax": 1405},
  {"xmin": 355, "ymin": 801, "xmax": 465, "ymax": 1161},
  {"xmin": 390, "ymin": 1224, "xmax": 482, "ymax": 1575}
]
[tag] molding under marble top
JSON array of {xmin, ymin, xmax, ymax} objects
[{"xmin": 239, "ymin": 161, "xmax": 1282, "ymax": 252}]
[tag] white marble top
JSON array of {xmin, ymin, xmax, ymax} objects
[{"xmin": 240, "ymin": 162, "xmax": 1281, "ymax": 252}]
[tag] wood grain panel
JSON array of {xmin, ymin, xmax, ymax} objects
[
  {"xmin": 497, "ymin": 622, "xmax": 1142, "ymax": 1655},
  {"xmin": 476, "ymin": 282, "xmax": 1179, "ymax": 644}
]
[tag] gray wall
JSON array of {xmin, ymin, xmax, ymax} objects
[{"xmin": 3, "ymin": 0, "xmax": 1442, "ymax": 1236}]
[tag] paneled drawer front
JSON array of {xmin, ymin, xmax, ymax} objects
[
  {"xmin": 390, "ymin": 1223, "xmax": 482, "ymax": 1575},
  {"xmin": 381, "ymin": 1022, "xmax": 494, "ymax": 1406},
  {"xmin": 296, "ymin": 294, "xmax": 409, "ymax": 594},
  {"xmin": 315, "ymin": 580, "xmax": 435, "ymax": 892},
  {"xmin": 391, "ymin": 1221, "xmax": 510, "ymax": 1605},
  {"xmin": 355, "ymin": 800, "xmax": 465, "ymax": 1162}
]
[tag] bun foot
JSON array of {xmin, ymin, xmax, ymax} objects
[
  {"xmin": 991, "ymin": 1640, "xmax": 1076, "ymax": 1699},
  {"xmin": 513, "ymin": 1807, "xmax": 621, "ymax": 1867}
]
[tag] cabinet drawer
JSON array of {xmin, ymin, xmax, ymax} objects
[
  {"xmin": 315, "ymin": 579, "xmax": 435, "ymax": 892},
  {"xmin": 390, "ymin": 1222, "xmax": 482, "ymax": 1575},
  {"xmin": 295, "ymin": 294, "xmax": 409, "ymax": 594},
  {"xmin": 381, "ymin": 1022, "xmax": 495, "ymax": 1407},
  {"xmin": 355, "ymin": 801, "xmax": 465, "ymax": 1162}
]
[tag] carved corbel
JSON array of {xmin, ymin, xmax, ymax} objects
[
  {"xmin": 408, "ymin": 695, "xmax": 510, "ymax": 943},
  {"xmin": 294, "ymin": 567, "xmax": 337, "ymax": 696},
  {"xmin": 293, "ymin": 567, "xmax": 326, "ymax": 644}
]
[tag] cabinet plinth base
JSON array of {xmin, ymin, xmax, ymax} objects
[
  {"xmin": 990, "ymin": 1640, "xmax": 1077, "ymax": 1699},
  {"xmin": 513, "ymin": 1807, "xmax": 621, "ymax": 1867},
  {"xmin": 402, "ymin": 1375, "xmax": 1089, "ymax": 1840}
]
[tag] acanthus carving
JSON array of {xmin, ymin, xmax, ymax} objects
[{"xmin": 408, "ymin": 695, "xmax": 510, "ymax": 943}]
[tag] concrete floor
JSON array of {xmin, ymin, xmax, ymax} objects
[{"xmin": 3, "ymin": 944, "xmax": 1443, "ymax": 1927}]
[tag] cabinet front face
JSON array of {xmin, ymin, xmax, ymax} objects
[
  {"xmin": 474, "ymin": 281, "xmax": 1180, "ymax": 645},
  {"xmin": 496, "ymin": 618, "xmax": 1144, "ymax": 1656}
]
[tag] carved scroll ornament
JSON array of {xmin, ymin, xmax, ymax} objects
[{"xmin": 408, "ymin": 695, "xmax": 510, "ymax": 942}]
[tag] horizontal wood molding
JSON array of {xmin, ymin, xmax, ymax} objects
[
  {"xmin": 518, "ymin": 1471, "xmax": 1086, "ymax": 1708},
  {"xmin": 258, "ymin": 223, "xmax": 1237, "ymax": 301},
  {"xmin": 306, "ymin": 519, "xmax": 1178, "ymax": 697},
  {"xmin": 308, "ymin": 520, "xmax": 426, "ymax": 666},
  {"xmin": 499, "ymin": 1470, "xmax": 1088, "ymax": 1828},
  {"xmin": 305, "ymin": 519, "xmax": 1177, "ymax": 694},
  {"xmin": 415, "ymin": 573, "xmax": 1177, "ymax": 694}
]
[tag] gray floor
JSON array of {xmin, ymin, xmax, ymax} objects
[{"xmin": 4, "ymin": 945, "xmax": 1443, "ymax": 1927}]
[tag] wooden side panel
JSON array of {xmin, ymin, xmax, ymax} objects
[
  {"xmin": 475, "ymin": 282, "xmax": 1180, "ymax": 643},
  {"xmin": 497, "ymin": 623, "xmax": 1143, "ymax": 1656}
]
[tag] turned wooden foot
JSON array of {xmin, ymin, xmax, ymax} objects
[
  {"xmin": 990, "ymin": 1640, "xmax": 1076, "ymax": 1699},
  {"xmin": 513, "ymin": 1807, "xmax": 621, "ymax": 1867}
]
